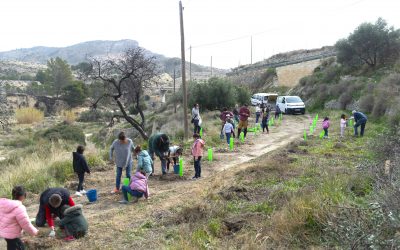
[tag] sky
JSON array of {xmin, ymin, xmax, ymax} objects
[{"xmin": 0, "ymin": 0, "xmax": 399, "ymax": 69}]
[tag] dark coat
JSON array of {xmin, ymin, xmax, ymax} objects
[
  {"xmin": 39, "ymin": 188, "xmax": 71, "ymax": 217},
  {"xmin": 354, "ymin": 112, "xmax": 368, "ymax": 123},
  {"xmin": 148, "ymin": 133, "xmax": 170, "ymax": 158},
  {"xmin": 59, "ymin": 205, "xmax": 88, "ymax": 238},
  {"xmin": 72, "ymin": 152, "xmax": 90, "ymax": 174}
]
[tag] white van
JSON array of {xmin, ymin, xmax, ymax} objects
[
  {"xmin": 250, "ymin": 93, "xmax": 278, "ymax": 107},
  {"xmin": 276, "ymin": 96, "xmax": 306, "ymax": 114}
]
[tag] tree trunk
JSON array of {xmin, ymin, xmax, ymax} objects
[{"xmin": 115, "ymin": 98, "xmax": 149, "ymax": 140}]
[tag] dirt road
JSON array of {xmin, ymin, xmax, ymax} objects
[{"xmin": 18, "ymin": 115, "xmax": 308, "ymax": 249}]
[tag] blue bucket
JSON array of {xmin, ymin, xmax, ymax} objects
[
  {"xmin": 173, "ymin": 164, "xmax": 180, "ymax": 174},
  {"xmin": 86, "ymin": 189, "xmax": 97, "ymax": 202}
]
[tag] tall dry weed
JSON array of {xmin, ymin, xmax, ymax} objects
[
  {"xmin": 62, "ymin": 110, "xmax": 76, "ymax": 124},
  {"xmin": 15, "ymin": 107, "xmax": 44, "ymax": 124}
]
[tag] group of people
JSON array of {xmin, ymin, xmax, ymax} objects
[
  {"xmin": 321, "ymin": 110, "xmax": 368, "ymax": 139},
  {"xmin": 0, "ymin": 185, "xmax": 88, "ymax": 249},
  {"xmin": 0, "ymin": 101, "xmax": 370, "ymax": 249}
]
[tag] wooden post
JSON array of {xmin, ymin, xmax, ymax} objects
[{"xmin": 179, "ymin": 0, "xmax": 189, "ymax": 139}]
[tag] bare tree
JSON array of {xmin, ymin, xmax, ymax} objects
[{"xmin": 86, "ymin": 48, "xmax": 158, "ymax": 140}]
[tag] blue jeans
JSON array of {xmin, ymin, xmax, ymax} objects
[
  {"xmin": 354, "ymin": 119, "xmax": 367, "ymax": 136},
  {"xmin": 323, "ymin": 128, "xmax": 329, "ymax": 137},
  {"xmin": 194, "ymin": 156, "xmax": 202, "ymax": 178},
  {"xmin": 149, "ymin": 152, "xmax": 167, "ymax": 175},
  {"xmin": 116, "ymin": 160, "xmax": 132, "ymax": 189},
  {"xmin": 121, "ymin": 185, "xmax": 144, "ymax": 201},
  {"xmin": 225, "ymin": 132, "xmax": 231, "ymax": 145}
]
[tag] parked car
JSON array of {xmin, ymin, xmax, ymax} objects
[
  {"xmin": 276, "ymin": 96, "xmax": 305, "ymax": 114},
  {"xmin": 250, "ymin": 93, "xmax": 278, "ymax": 107}
]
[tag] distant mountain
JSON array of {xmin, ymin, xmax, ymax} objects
[
  {"xmin": 0, "ymin": 40, "xmax": 229, "ymax": 81},
  {"xmin": 0, "ymin": 40, "xmax": 141, "ymax": 65}
]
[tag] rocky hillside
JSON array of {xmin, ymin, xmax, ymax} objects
[
  {"xmin": 0, "ymin": 40, "xmax": 227, "ymax": 78},
  {"xmin": 0, "ymin": 40, "xmax": 140, "ymax": 65}
]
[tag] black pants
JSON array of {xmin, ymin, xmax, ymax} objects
[
  {"xmin": 193, "ymin": 119, "xmax": 201, "ymax": 134},
  {"xmin": 194, "ymin": 156, "xmax": 202, "ymax": 178},
  {"xmin": 35, "ymin": 204, "xmax": 46, "ymax": 227},
  {"xmin": 77, "ymin": 172, "xmax": 85, "ymax": 191},
  {"xmin": 166, "ymin": 157, "xmax": 177, "ymax": 171},
  {"xmin": 262, "ymin": 123, "xmax": 269, "ymax": 132},
  {"xmin": 5, "ymin": 238, "xmax": 25, "ymax": 250}
]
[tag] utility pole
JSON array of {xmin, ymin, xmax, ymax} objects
[
  {"xmin": 189, "ymin": 45, "xmax": 192, "ymax": 82},
  {"xmin": 173, "ymin": 67, "xmax": 176, "ymax": 113},
  {"xmin": 210, "ymin": 56, "xmax": 213, "ymax": 77},
  {"xmin": 179, "ymin": 0, "xmax": 189, "ymax": 140},
  {"xmin": 250, "ymin": 36, "xmax": 253, "ymax": 65}
]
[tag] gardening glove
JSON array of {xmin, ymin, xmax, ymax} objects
[{"xmin": 49, "ymin": 230, "xmax": 56, "ymax": 237}]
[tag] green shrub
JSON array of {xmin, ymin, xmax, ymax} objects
[
  {"xmin": 77, "ymin": 110, "xmax": 114, "ymax": 122},
  {"xmin": 372, "ymin": 94, "xmax": 389, "ymax": 118},
  {"xmin": 35, "ymin": 123, "xmax": 85, "ymax": 145},
  {"xmin": 3, "ymin": 138, "xmax": 34, "ymax": 148},
  {"xmin": 189, "ymin": 77, "xmax": 249, "ymax": 110},
  {"xmin": 48, "ymin": 160, "xmax": 74, "ymax": 183},
  {"xmin": 86, "ymin": 154, "xmax": 106, "ymax": 169},
  {"xmin": 359, "ymin": 94, "xmax": 375, "ymax": 113}
]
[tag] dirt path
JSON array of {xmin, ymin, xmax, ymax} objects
[{"xmin": 19, "ymin": 115, "xmax": 309, "ymax": 249}]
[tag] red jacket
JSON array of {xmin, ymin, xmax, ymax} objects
[{"xmin": 239, "ymin": 106, "xmax": 250, "ymax": 121}]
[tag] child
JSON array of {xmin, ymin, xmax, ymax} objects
[
  {"xmin": 119, "ymin": 171, "xmax": 149, "ymax": 204},
  {"xmin": 261, "ymin": 111, "xmax": 270, "ymax": 134},
  {"xmin": 191, "ymin": 133, "xmax": 205, "ymax": 179},
  {"xmin": 59, "ymin": 204, "xmax": 88, "ymax": 241},
  {"xmin": 0, "ymin": 186, "xmax": 38, "ymax": 249},
  {"xmin": 223, "ymin": 119, "xmax": 235, "ymax": 145},
  {"xmin": 73, "ymin": 145, "xmax": 91, "ymax": 197},
  {"xmin": 166, "ymin": 145, "xmax": 183, "ymax": 171},
  {"xmin": 134, "ymin": 145, "xmax": 153, "ymax": 176},
  {"xmin": 322, "ymin": 117, "xmax": 330, "ymax": 138},
  {"xmin": 340, "ymin": 114, "xmax": 347, "ymax": 137}
]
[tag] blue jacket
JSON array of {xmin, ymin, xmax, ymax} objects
[
  {"xmin": 137, "ymin": 150, "xmax": 153, "ymax": 174},
  {"xmin": 354, "ymin": 112, "xmax": 367, "ymax": 122}
]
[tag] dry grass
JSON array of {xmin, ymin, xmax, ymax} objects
[
  {"xmin": 15, "ymin": 107, "xmax": 44, "ymax": 124},
  {"xmin": 0, "ymin": 142, "xmax": 70, "ymax": 196},
  {"xmin": 62, "ymin": 110, "xmax": 77, "ymax": 124}
]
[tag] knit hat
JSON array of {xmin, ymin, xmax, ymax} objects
[{"xmin": 49, "ymin": 194, "xmax": 62, "ymax": 208}]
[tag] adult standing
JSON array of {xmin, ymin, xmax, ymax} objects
[
  {"xmin": 238, "ymin": 104, "xmax": 251, "ymax": 138},
  {"xmin": 148, "ymin": 133, "xmax": 170, "ymax": 175},
  {"xmin": 275, "ymin": 103, "xmax": 281, "ymax": 119},
  {"xmin": 233, "ymin": 104, "xmax": 240, "ymax": 123},
  {"xmin": 109, "ymin": 131, "xmax": 135, "ymax": 193},
  {"xmin": 35, "ymin": 187, "xmax": 75, "ymax": 237},
  {"xmin": 255, "ymin": 105, "xmax": 262, "ymax": 124},
  {"xmin": 352, "ymin": 110, "xmax": 368, "ymax": 137},
  {"xmin": 191, "ymin": 103, "xmax": 201, "ymax": 134}
]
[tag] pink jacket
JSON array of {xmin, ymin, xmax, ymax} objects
[
  {"xmin": 0, "ymin": 198, "xmax": 38, "ymax": 239},
  {"xmin": 129, "ymin": 172, "xmax": 149, "ymax": 199},
  {"xmin": 191, "ymin": 139, "xmax": 205, "ymax": 157},
  {"xmin": 322, "ymin": 120, "xmax": 330, "ymax": 129}
]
